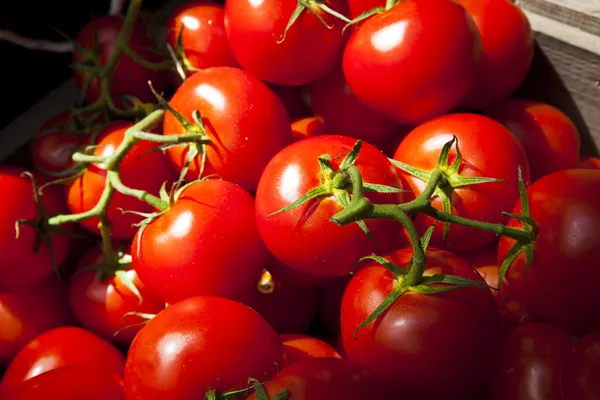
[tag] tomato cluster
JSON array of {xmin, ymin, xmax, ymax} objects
[{"xmin": 1, "ymin": 0, "xmax": 600, "ymax": 399}]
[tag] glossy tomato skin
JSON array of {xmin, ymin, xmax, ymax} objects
[
  {"xmin": 0, "ymin": 167, "xmax": 72, "ymax": 291},
  {"xmin": 163, "ymin": 67, "xmax": 291, "ymax": 192},
  {"xmin": 255, "ymin": 135, "xmax": 405, "ymax": 279},
  {"xmin": 486, "ymin": 98, "xmax": 580, "ymax": 180},
  {"xmin": 579, "ymin": 155, "xmax": 600, "ymax": 170},
  {"xmin": 224, "ymin": 0, "xmax": 348, "ymax": 86},
  {"xmin": 393, "ymin": 113, "xmax": 531, "ymax": 251},
  {"xmin": 0, "ymin": 326, "xmax": 126, "ymax": 397},
  {"xmin": 563, "ymin": 330, "xmax": 600, "ymax": 400},
  {"xmin": 341, "ymin": 248, "xmax": 500, "ymax": 398},
  {"xmin": 68, "ymin": 246, "xmax": 166, "ymax": 344},
  {"xmin": 498, "ymin": 169, "xmax": 600, "ymax": 332},
  {"xmin": 2, "ymin": 366, "xmax": 125, "ymax": 400},
  {"xmin": 343, "ymin": 0, "xmax": 482, "ymax": 125},
  {"xmin": 124, "ymin": 296, "xmax": 283, "ymax": 398},
  {"xmin": 457, "ymin": 0, "xmax": 534, "ymax": 109},
  {"xmin": 280, "ymin": 334, "xmax": 342, "ymax": 368},
  {"xmin": 132, "ymin": 179, "xmax": 267, "ymax": 304},
  {"xmin": 0, "ymin": 276, "xmax": 75, "ymax": 366},
  {"xmin": 490, "ymin": 322, "xmax": 572, "ymax": 400},
  {"xmin": 66, "ymin": 121, "xmax": 177, "ymax": 240}
]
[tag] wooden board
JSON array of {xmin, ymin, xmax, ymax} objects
[{"xmin": 519, "ymin": 0, "xmax": 600, "ymax": 37}]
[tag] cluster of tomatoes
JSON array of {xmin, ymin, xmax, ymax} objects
[{"xmin": 1, "ymin": 0, "xmax": 600, "ymax": 398}]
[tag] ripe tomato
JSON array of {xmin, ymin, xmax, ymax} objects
[
  {"xmin": 341, "ymin": 248, "xmax": 500, "ymax": 398},
  {"xmin": 124, "ymin": 296, "xmax": 283, "ymax": 398},
  {"xmin": 490, "ymin": 322, "xmax": 572, "ymax": 400},
  {"xmin": 348, "ymin": 0, "xmax": 385, "ymax": 19},
  {"xmin": 393, "ymin": 113, "xmax": 531, "ymax": 251},
  {"xmin": 2, "ymin": 366, "xmax": 124, "ymax": 400},
  {"xmin": 280, "ymin": 333, "xmax": 342, "ymax": 367},
  {"xmin": 68, "ymin": 245, "xmax": 165, "ymax": 344},
  {"xmin": 247, "ymin": 358, "xmax": 393, "ymax": 400},
  {"xmin": 343, "ymin": 0, "xmax": 482, "ymax": 125},
  {"xmin": 563, "ymin": 330, "xmax": 600, "ymax": 399},
  {"xmin": 0, "ymin": 167, "xmax": 72, "ymax": 291},
  {"xmin": 73, "ymin": 15, "xmax": 167, "ymax": 104},
  {"xmin": 66, "ymin": 121, "xmax": 177, "ymax": 240},
  {"xmin": 498, "ymin": 169, "xmax": 600, "ymax": 332},
  {"xmin": 163, "ymin": 67, "xmax": 291, "ymax": 192},
  {"xmin": 132, "ymin": 178, "xmax": 267, "ymax": 304},
  {"xmin": 291, "ymin": 116, "xmax": 327, "ymax": 142},
  {"xmin": 486, "ymin": 98, "xmax": 580, "ymax": 180},
  {"xmin": 457, "ymin": 0, "xmax": 534, "ymax": 109},
  {"xmin": 255, "ymin": 135, "xmax": 405, "ymax": 279},
  {"xmin": 579, "ymin": 155, "xmax": 600, "ymax": 170},
  {"xmin": 317, "ymin": 275, "xmax": 352, "ymax": 335},
  {"xmin": 224, "ymin": 0, "xmax": 348, "ymax": 86},
  {"xmin": 0, "ymin": 276, "xmax": 74, "ymax": 366},
  {"xmin": 0, "ymin": 326, "xmax": 126, "ymax": 396}
]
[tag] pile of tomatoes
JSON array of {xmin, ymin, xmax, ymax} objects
[{"xmin": 1, "ymin": 0, "xmax": 600, "ymax": 398}]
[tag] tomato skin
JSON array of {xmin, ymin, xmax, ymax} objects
[
  {"xmin": 485, "ymin": 99, "xmax": 580, "ymax": 180},
  {"xmin": 0, "ymin": 167, "xmax": 72, "ymax": 292},
  {"xmin": 255, "ymin": 135, "xmax": 405, "ymax": 279},
  {"xmin": 498, "ymin": 169, "xmax": 600, "ymax": 332},
  {"xmin": 393, "ymin": 113, "xmax": 531, "ymax": 251},
  {"xmin": 457, "ymin": 0, "xmax": 534, "ymax": 109},
  {"xmin": 0, "ymin": 326, "xmax": 126, "ymax": 397},
  {"xmin": 124, "ymin": 296, "xmax": 283, "ymax": 398},
  {"xmin": 224, "ymin": 0, "xmax": 348, "ymax": 86},
  {"xmin": 280, "ymin": 334, "xmax": 342, "ymax": 368},
  {"xmin": 3, "ymin": 366, "xmax": 125, "ymax": 400},
  {"xmin": 563, "ymin": 330, "xmax": 600, "ymax": 400},
  {"xmin": 578, "ymin": 155, "xmax": 600, "ymax": 170},
  {"xmin": 132, "ymin": 179, "xmax": 267, "ymax": 304},
  {"xmin": 341, "ymin": 248, "xmax": 500, "ymax": 398},
  {"xmin": 343, "ymin": 0, "xmax": 482, "ymax": 125},
  {"xmin": 291, "ymin": 116, "xmax": 327, "ymax": 142},
  {"xmin": 68, "ymin": 246, "xmax": 166, "ymax": 344},
  {"xmin": 163, "ymin": 67, "xmax": 291, "ymax": 192},
  {"xmin": 348, "ymin": 0, "xmax": 385, "ymax": 19},
  {"xmin": 490, "ymin": 322, "xmax": 572, "ymax": 400},
  {"xmin": 0, "ymin": 276, "xmax": 75, "ymax": 366}
]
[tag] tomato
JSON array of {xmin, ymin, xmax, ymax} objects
[
  {"xmin": 457, "ymin": 242, "xmax": 498, "ymax": 269},
  {"xmin": 66, "ymin": 121, "xmax": 177, "ymax": 240},
  {"xmin": 490, "ymin": 322, "xmax": 572, "ymax": 400},
  {"xmin": 343, "ymin": 0, "xmax": 482, "ymax": 125},
  {"xmin": 0, "ymin": 326, "xmax": 126, "ymax": 396},
  {"xmin": 579, "ymin": 155, "xmax": 600, "ymax": 170},
  {"xmin": 0, "ymin": 167, "xmax": 72, "ymax": 291},
  {"xmin": 247, "ymin": 358, "xmax": 393, "ymax": 400},
  {"xmin": 68, "ymin": 245, "xmax": 165, "ymax": 344},
  {"xmin": 348, "ymin": 0, "xmax": 385, "ymax": 19},
  {"xmin": 498, "ymin": 169, "xmax": 600, "ymax": 332},
  {"xmin": 163, "ymin": 67, "xmax": 291, "ymax": 192},
  {"xmin": 224, "ymin": 0, "xmax": 348, "ymax": 86},
  {"xmin": 124, "ymin": 296, "xmax": 283, "ymax": 398},
  {"xmin": 73, "ymin": 15, "xmax": 167, "ymax": 105},
  {"xmin": 291, "ymin": 116, "xmax": 327, "ymax": 142},
  {"xmin": 393, "ymin": 113, "xmax": 531, "ymax": 251},
  {"xmin": 0, "ymin": 276, "xmax": 74, "ymax": 366},
  {"xmin": 2, "ymin": 366, "xmax": 124, "ymax": 400},
  {"xmin": 563, "ymin": 330, "xmax": 600, "ymax": 400},
  {"xmin": 457, "ymin": 0, "xmax": 534, "ymax": 109},
  {"xmin": 280, "ymin": 333, "xmax": 342, "ymax": 367},
  {"xmin": 341, "ymin": 248, "xmax": 500, "ymax": 398},
  {"xmin": 255, "ymin": 135, "xmax": 405, "ymax": 278},
  {"xmin": 486, "ymin": 98, "xmax": 580, "ymax": 180},
  {"xmin": 132, "ymin": 178, "xmax": 267, "ymax": 304},
  {"xmin": 317, "ymin": 275, "xmax": 352, "ymax": 335}
]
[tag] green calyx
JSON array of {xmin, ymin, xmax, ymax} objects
[
  {"xmin": 279, "ymin": 0, "xmax": 350, "ymax": 44},
  {"xmin": 204, "ymin": 377, "xmax": 289, "ymax": 400}
]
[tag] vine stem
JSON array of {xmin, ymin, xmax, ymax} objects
[
  {"xmin": 0, "ymin": 30, "xmax": 73, "ymax": 52},
  {"xmin": 109, "ymin": 0, "xmax": 127, "ymax": 15}
]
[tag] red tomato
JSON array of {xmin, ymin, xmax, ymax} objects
[
  {"xmin": 68, "ymin": 245, "xmax": 165, "ymax": 344},
  {"xmin": 124, "ymin": 296, "xmax": 283, "ymax": 398},
  {"xmin": 2, "ymin": 366, "xmax": 124, "ymax": 400},
  {"xmin": 255, "ymin": 135, "xmax": 405, "ymax": 278},
  {"xmin": 343, "ymin": 0, "xmax": 482, "ymax": 125},
  {"xmin": 393, "ymin": 113, "xmax": 531, "ymax": 251},
  {"xmin": 348, "ymin": 0, "xmax": 385, "ymax": 19},
  {"xmin": 0, "ymin": 326, "xmax": 126, "ymax": 397},
  {"xmin": 563, "ymin": 330, "xmax": 600, "ymax": 400},
  {"xmin": 291, "ymin": 116, "xmax": 327, "ymax": 142},
  {"xmin": 224, "ymin": 0, "xmax": 348, "ymax": 85},
  {"xmin": 163, "ymin": 67, "xmax": 291, "ymax": 192},
  {"xmin": 66, "ymin": 121, "xmax": 177, "ymax": 240},
  {"xmin": 132, "ymin": 178, "xmax": 267, "ymax": 304},
  {"xmin": 579, "ymin": 155, "xmax": 600, "ymax": 170},
  {"xmin": 317, "ymin": 275, "xmax": 352, "ymax": 335},
  {"xmin": 73, "ymin": 15, "xmax": 167, "ymax": 104},
  {"xmin": 0, "ymin": 167, "xmax": 72, "ymax": 291},
  {"xmin": 280, "ymin": 333, "xmax": 342, "ymax": 367},
  {"xmin": 0, "ymin": 276, "xmax": 75, "ymax": 366},
  {"xmin": 247, "ymin": 358, "xmax": 393, "ymax": 400},
  {"xmin": 341, "ymin": 248, "xmax": 500, "ymax": 398},
  {"xmin": 498, "ymin": 169, "xmax": 600, "ymax": 332},
  {"xmin": 457, "ymin": 0, "xmax": 534, "ymax": 109},
  {"xmin": 486, "ymin": 98, "xmax": 580, "ymax": 180},
  {"xmin": 490, "ymin": 322, "xmax": 572, "ymax": 400}
]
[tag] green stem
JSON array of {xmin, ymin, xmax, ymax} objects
[
  {"xmin": 122, "ymin": 45, "xmax": 174, "ymax": 70},
  {"xmin": 385, "ymin": 0, "xmax": 397, "ymax": 10},
  {"xmin": 99, "ymin": 220, "xmax": 117, "ymax": 267},
  {"xmin": 132, "ymin": 130, "xmax": 209, "ymax": 145},
  {"xmin": 71, "ymin": 153, "xmax": 109, "ymax": 164},
  {"xmin": 398, "ymin": 210, "xmax": 427, "ymax": 286},
  {"xmin": 108, "ymin": 170, "xmax": 167, "ymax": 210}
]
